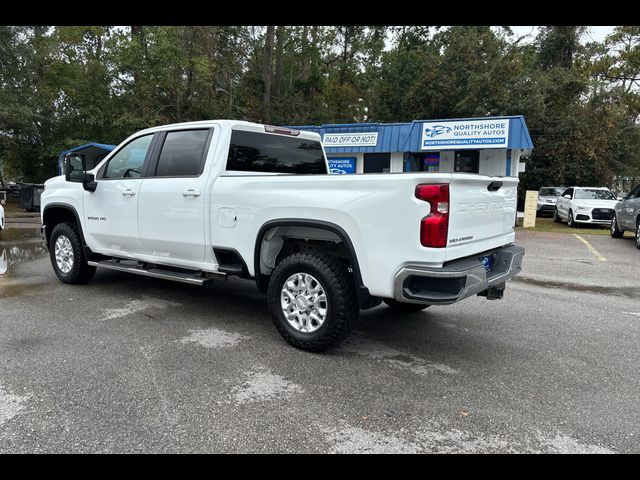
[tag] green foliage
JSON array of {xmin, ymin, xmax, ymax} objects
[{"xmin": 0, "ymin": 25, "xmax": 639, "ymax": 192}]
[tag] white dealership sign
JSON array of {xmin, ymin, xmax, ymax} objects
[
  {"xmin": 323, "ymin": 132, "xmax": 378, "ymax": 147},
  {"xmin": 421, "ymin": 119, "xmax": 509, "ymax": 150}
]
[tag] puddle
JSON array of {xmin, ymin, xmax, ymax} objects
[
  {"xmin": 513, "ymin": 276, "xmax": 639, "ymax": 299},
  {"xmin": 0, "ymin": 228, "xmax": 47, "ymax": 276}
]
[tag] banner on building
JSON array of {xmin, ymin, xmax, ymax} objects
[{"xmin": 328, "ymin": 157, "xmax": 356, "ymax": 174}]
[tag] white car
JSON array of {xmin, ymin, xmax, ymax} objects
[{"xmin": 553, "ymin": 187, "xmax": 618, "ymax": 228}]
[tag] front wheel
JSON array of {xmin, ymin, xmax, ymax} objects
[
  {"xmin": 49, "ymin": 222, "xmax": 96, "ymax": 284},
  {"xmin": 383, "ymin": 299, "xmax": 430, "ymax": 313},
  {"xmin": 568, "ymin": 210, "xmax": 577, "ymax": 228},
  {"xmin": 636, "ymin": 220, "xmax": 640, "ymax": 250},
  {"xmin": 611, "ymin": 213, "xmax": 624, "ymax": 238},
  {"xmin": 268, "ymin": 252, "xmax": 359, "ymax": 352}
]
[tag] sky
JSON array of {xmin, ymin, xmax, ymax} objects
[{"xmin": 508, "ymin": 26, "xmax": 615, "ymax": 43}]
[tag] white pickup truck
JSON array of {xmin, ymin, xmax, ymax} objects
[{"xmin": 41, "ymin": 120, "xmax": 524, "ymax": 351}]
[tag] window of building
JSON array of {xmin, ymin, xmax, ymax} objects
[
  {"xmin": 454, "ymin": 150, "xmax": 479, "ymax": 174},
  {"xmin": 363, "ymin": 153, "xmax": 390, "ymax": 173},
  {"xmin": 154, "ymin": 129, "xmax": 211, "ymax": 177},
  {"xmin": 404, "ymin": 152, "xmax": 440, "ymax": 172},
  {"xmin": 226, "ymin": 130, "xmax": 327, "ymax": 174}
]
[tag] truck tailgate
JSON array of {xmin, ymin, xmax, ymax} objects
[{"xmin": 446, "ymin": 174, "xmax": 518, "ymax": 261}]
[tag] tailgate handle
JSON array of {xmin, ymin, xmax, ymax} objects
[{"xmin": 487, "ymin": 181, "xmax": 503, "ymax": 192}]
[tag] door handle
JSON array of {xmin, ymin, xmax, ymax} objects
[
  {"xmin": 122, "ymin": 189, "xmax": 136, "ymax": 197},
  {"xmin": 182, "ymin": 189, "xmax": 201, "ymax": 197}
]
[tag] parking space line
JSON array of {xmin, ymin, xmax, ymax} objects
[{"xmin": 573, "ymin": 234, "xmax": 607, "ymax": 262}]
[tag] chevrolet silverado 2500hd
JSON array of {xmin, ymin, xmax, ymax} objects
[{"xmin": 41, "ymin": 120, "xmax": 525, "ymax": 351}]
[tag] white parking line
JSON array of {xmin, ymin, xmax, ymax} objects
[
  {"xmin": 573, "ymin": 234, "xmax": 607, "ymax": 262},
  {"xmin": 622, "ymin": 312, "xmax": 640, "ymax": 318}
]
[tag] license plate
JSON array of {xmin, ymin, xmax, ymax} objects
[{"xmin": 482, "ymin": 255, "xmax": 494, "ymax": 272}]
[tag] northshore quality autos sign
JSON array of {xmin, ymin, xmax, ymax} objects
[{"xmin": 421, "ymin": 119, "xmax": 510, "ymax": 150}]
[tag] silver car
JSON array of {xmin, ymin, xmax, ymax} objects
[
  {"xmin": 537, "ymin": 186, "xmax": 565, "ymax": 216},
  {"xmin": 611, "ymin": 183, "xmax": 640, "ymax": 249}
]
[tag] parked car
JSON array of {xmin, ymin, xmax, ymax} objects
[
  {"xmin": 41, "ymin": 120, "xmax": 525, "ymax": 352},
  {"xmin": 611, "ymin": 183, "xmax": 640, "ymax": 249},
  {"xmin": 553, "ymin": 187, "xmax": 618, "ymax": 228},
  {"xmin": 537, "ymin": 186, "xmax": 565, "ymax": 216}
]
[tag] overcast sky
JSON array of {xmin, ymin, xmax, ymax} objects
[{"xmin": 508, "ymin": 26, "xmax": 615, "ymax": 43}]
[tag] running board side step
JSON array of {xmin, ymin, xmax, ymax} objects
[{"xmin": 88, "ymin": 260, "xmax": 219, "ymax": 286}]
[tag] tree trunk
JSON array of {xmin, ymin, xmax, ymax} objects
[
  {"xmin": 275, "ymin": 26, "xmax": 285, "ymax": 102},
  {"xmin": 262, "ymin": 26, "xmax": 275, "ymax": 123}
]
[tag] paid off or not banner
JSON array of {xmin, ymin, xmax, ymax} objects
[{"xmin": 523, "ymin": 190, "xmax": 538, "ymax": 228}]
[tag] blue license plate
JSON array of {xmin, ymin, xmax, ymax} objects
[{"xmin": 482, "ymin": 255, "xmax": 494, "ymax": 271}]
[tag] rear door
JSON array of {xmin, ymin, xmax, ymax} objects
[
  {"xmin": 137, "ymin": 128, "xmax": 214, "ymax": 262},
  {"xmin": 447, "ymin": 174, "xmax": 518, "ymax": 258}
]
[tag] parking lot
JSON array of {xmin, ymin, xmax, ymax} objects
[{"xmin": 0, "ymin": 224, "xmax": 639, "ymax": 453}]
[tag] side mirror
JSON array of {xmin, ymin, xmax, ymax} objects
[
  {"xmin": 64, "ymin": 153, "xmax": 86, "ymax": 182},
  {"xmin": 617, "ymin": 197, "xmax": 623, "ymax": 201},
  {"xmin": 64, "ymin": 153, "xmax": 97, "ymax": 192},
  {"xmin": 563, "ymin": 194, "xmax": 571, "ymax": 199}
]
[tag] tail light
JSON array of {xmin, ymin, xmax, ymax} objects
[{"xmin": 415, "ymin": 184, "xmax": 449, "ymax": 248}]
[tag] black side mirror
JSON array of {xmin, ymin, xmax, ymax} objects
[{"xmin": 64, "ymin": 153, "xmax": 97, "ymax": 192}]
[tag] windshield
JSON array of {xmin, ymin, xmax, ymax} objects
[
  {"xmin": 574, "ymin": 189, "xmax": 616, "ymax": 200},
  {"xmin": 539, "ymin": 187, "xmax": 563, "ymax": 196}
]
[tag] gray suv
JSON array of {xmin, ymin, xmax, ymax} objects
[
  {"xmin": 537, "ymin": 186, "xmax": 565, "ymax": 216},
  {"xmin": 611, "ymin": 183, "xmax": 640, "ymax": 249}
]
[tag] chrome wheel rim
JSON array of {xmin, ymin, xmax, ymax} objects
[
  {"xmin": 612, "ymin": 215, "xmax": 616, "ymax": 235},
  {"xmin": 637, "ymin": 224, "xmax": 640, "ymax": 247},
  {"xmin": 280, "ymin": 273, "xmax": 327, "ymax": 333},
  {"xmin": 54, "ymin": 235, "xmax": 74, "ymax": 274}
]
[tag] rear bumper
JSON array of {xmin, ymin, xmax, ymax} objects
[{"xmin": 393, "ymin": 245, "xmax": 525, "ymax": 305}]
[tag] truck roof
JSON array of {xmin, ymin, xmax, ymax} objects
[{"xmin": 133, "ymin": 120, "xmax": 322, "ymax": 142}]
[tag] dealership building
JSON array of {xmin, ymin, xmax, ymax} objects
[{"xmin": 291, "ymin": 115, "xmax": 533, "ymax": 177}]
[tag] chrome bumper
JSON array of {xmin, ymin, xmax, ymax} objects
[{"xmin": 393, "ymin": 245, "xmax": 525, "ymax": 305}]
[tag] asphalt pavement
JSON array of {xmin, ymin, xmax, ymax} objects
[{"xmin": 0, "ymin": 226, "xmax": 638, "ymax": 453}]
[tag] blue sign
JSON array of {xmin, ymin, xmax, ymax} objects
[{"xmin": 328, "ymin": 157, "xmax": 356, "ymax": 174}]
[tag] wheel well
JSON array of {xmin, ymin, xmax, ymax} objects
[
  {"xmin": 254, "ymin": 221, "xmax": 377, "ymax": 309},
  {"xmin": 43, "ymin": 206, "xmax": 82, "ymax": 247}
]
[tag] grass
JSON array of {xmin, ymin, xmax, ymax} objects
[{"xmin": 517, "ymin": 216, "xmax": 616, "ymax": 236}]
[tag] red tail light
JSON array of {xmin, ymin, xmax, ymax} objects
[{"xmin": 415, "ymin": 184, "xmax": 449, "ymax": 248}]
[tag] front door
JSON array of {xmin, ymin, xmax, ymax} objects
[
  {"xmin": 621, "ymin": 185, "xmax": 640, "ymax": 229},
  {"xmin": 138, "ymin": 129, "xmax": 213, "ymax": 262},
  {"xmin": 83, "ymin": 134, "xmax": 155, "ymax": 256}
]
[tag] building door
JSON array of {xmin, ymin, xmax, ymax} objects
[
  {"xmin": 363, "ymin": 153, "xmax": 391, "ymax": 173},
  {"xmin": 454, "ymin": 150, "xmax": 479, "ymax": 174}
]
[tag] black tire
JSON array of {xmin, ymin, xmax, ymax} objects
[
  {"xmin": 636, "ymin": 219, "xmax": 640, "ymax": 250},
  {"xmin": 568, "ymin": 210, "xmax": 577, "ymax": 228},
  {"xmin": 553, "ymin": 208, "xmax": 562, "ymax": 223},
  {"xmin": 611, "ymin": 213, "xmax": 624, "ymax": 238},
  {"xmin": 383, "ymin": 299, "xmax": 430, "ymax": 313},
  {"xmin": 49, "ymin": 222, "xmax": 96, "ymax": 284},
  {"xmin": 267, "ymin": 251, "xmax": 358, "ymax": 352}
]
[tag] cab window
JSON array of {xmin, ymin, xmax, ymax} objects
[{"xmin": 103, "ymin": 135, "xmax": 154, "ymax": 179}]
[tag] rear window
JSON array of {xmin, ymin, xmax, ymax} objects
[
  {"xmin": 155, "ymin": 129, "xmax": 210, "ymax": 177},
  {"xmin": 226, "ymin": 130, "xmax": 327, "ymax": 174}
]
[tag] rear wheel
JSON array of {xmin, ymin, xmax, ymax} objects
[
  {"xmin": 383, "ymin": 299, "xmax": 430, "ymax": 313},
  {"xmin": 568, "ymin": 210, "xmax": 577, "ymax": 228},
  {"xmin": 49, "ymin": 222, "xmax": 96, "ymax": 284},
  {"xmin": 636, "ymin": 220, "xmax": 640, "ymax": 250},
  {"xmin": 268, "ymin": 251, "xmax": 358, "ymax": 352},
  {"xmin": 553, "ymin": 208, "xmax": 562, "ymax": 223},
  {"xmin": 611, "ymin": 213, "xmax": 624, "ymax": 238}
]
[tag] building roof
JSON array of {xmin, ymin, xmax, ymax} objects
[{"xmin": 289, "ymin": 116, "xmax": 534, "ymax": 154}]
